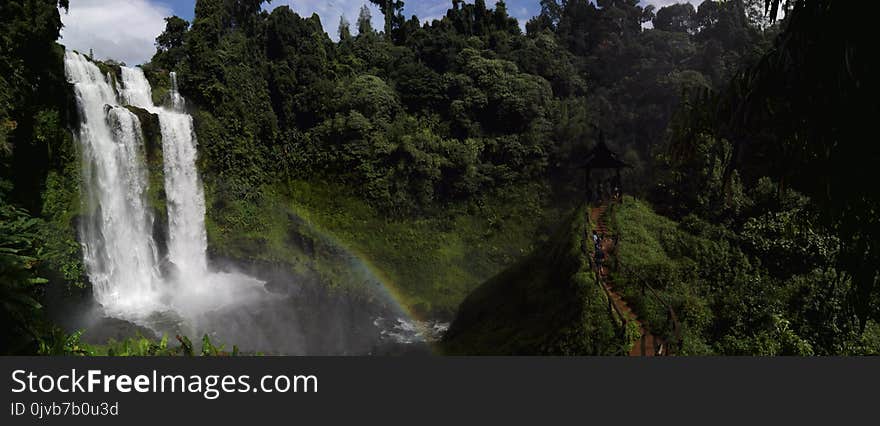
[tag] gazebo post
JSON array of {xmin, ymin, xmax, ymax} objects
[
  {"xmin": 585, "ymin": 167, "xmax": 592, "ymax": 203},
  {"xmin": 580, "ymin": 132, "xmax": 631, "ymax": 205},
  {"xmin": 616, "ymin": 168, "xmax": 622, "ymax": 202}
]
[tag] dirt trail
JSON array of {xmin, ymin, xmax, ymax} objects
[{"xmin": 590, "ymin": 204, "xmax": 662, "ymax": 356}]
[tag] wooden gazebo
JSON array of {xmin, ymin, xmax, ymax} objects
[{"xmin": 581, "ymin": 132, "xmax": 631, "ymax": 202}]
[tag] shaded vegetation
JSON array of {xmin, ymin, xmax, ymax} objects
[
  {"xmin": 1, "ymin": 0, "xmax": 88, "ymax": 354},
  {"xmin": 645, "ymin": 0, "xmax": 880, "ymax": 352},
  {"xmin": 442, "ymin": 206, "xmax": 622, "ymax": 355},
  {"xmin": 39, "ymin": 331, "xmax": 241, "ymax": 357},
  {"xmin": 613, "ymin": 196, "xmax": 876, "ymax": 355}
]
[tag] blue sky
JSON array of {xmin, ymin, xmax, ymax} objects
[
  {"xmin": 60, "ymin": 0, "xmax": 703, "ymax": 65},
  {"xmin": 155, "ymin": 1, "xmax": 542, "ymax": 23}
]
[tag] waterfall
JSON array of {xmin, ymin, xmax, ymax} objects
[
  {"xmin": 169, "ymin": 72, "xmax": 186, "ymax": 111},
  {"xmin": 120, "ymin": 67, "xmax": 208, "ymax": 278},
  {"xmin": 65, "ymin": 50, "xmax": 265, "ymax": 330},
  {"xmin": 63, "ymin": 51, "xmax": 422, "ymax": 354},
  {"xmin": 64, "ymin": 51, "xmax": 163, "ymax": 314}
]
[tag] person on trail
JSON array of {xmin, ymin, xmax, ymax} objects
[
  {"xmin": 595, "ymin": 247, "xmax": 606, "ymax": 275},
  {"xmin": 592, "ymin": 230, "xmax": 600, "ymax": 247}
]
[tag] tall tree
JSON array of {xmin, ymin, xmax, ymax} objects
[
  {"xmin": 527, "ymin": 0, "xmax": 564, "ymax": 33},
  {"xmin": 369, "ymin": 0, "xmax": 406, "ymax": 42},
  {"xmin": 156, "ymin": 16, "xmax": 190, "ymax": 51},
  {"xmin": 0, "ymin": 0, "xmax": 70, "ymax": 210},
  {"xmin": 736, "ymin": 0, "xmax": 878, "ymax": 331},
  {"xmin": 338, "ymin": 15, "xmax": 351, "ymax": 41},
  {"xmin": 154, "ymin": 16, "xmax": 189, "ymax": 69},
  {"xmin": 357, "ymin": 4, "xmax": 373, "ymax": 35},
  {"xmin": 653, "ymin": 3, "xmax": 696, "ymax": 33}
]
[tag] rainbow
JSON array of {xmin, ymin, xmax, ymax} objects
[{"xmin": 287, "ymin": 212, "xmax": 440, "ymax": 351}]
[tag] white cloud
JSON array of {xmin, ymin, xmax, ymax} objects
[{"xmin": 60, "ymin": 0, "xmax": 170, "ymax": 65}]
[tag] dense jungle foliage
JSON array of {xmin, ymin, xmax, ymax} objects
[
  {"xmin": 631, "ymin": 0, "xmax": 880, "ymax": 354},
  {"xmin": 1, "ymin": 0, "xmax": 89, "ymax": 354},
  {"xmin": 149, "ymin": 0, "xmax": 773, "ymax": 213},
  {"xmin": 612, "ymin": 196, "xmax": 878, "ymax": 355},
  {"xmin": 1, "ymin": 0, "xmax": 877, "ymax": 355},
  {"xmin": 140, "ymin": 0, "xmax": 779, "ymax": 321}
]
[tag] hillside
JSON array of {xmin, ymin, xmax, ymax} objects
[
  {"xmin": 609, "ymin": 197, "xmax": 879, "ymax": 355},
  {"xmin": 441, "ymin": 206, "xmax": 624, "ymax": 355},
  {"xmin": 200, "ymin": 179, "xmax": 557, "ymax": 319},
  {"xmin": 443, "ymin": 196, "xmax": 880, "ymax": 356}
]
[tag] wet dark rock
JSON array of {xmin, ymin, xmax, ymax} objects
[
  {"xmin": 159, "ymin": 255, "xmax": 180, "ymax": 281},
  {"xmin": 124, "ymin": 105, "xmax": 162, "ymax": 161}
]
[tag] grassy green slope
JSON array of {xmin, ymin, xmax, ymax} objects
[
  {"xmin": 440, "ymin": 206, "xmax": 623, "ymax": 355},
  {"xmin": 612, "ymin": 196, "xmax": 716, "ymax": 354},
  {"xmin": 204, "ymin": 180, "xmax": 557, "ymax": 318}
]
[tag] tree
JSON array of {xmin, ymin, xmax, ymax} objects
[
  {"xmin": 743, "ymin": 0, "xmax": 772, "ymax": 29},
  {"xmin": 229, "ymin": 0, "xmax": 271, "ymax": 31},
  {"xmin": 492, "ymin": 1, "xmax": 520, "ymax": 34},
  {"xmin": 0, "ymin": 0, "xmax": 70, "ymax": 210},
  {"xmin": 539, "ymin": 0, "xmax": 563, "ymax": 20},
  {"xmin": 338, "ymin": 15, "xmax": 351, "ymax": 41},
  {"xmin": 369, "ymin": 0, "xmax": 406, "ymax": 42},
  {"xmin": 662, "ymin": 0, "xmax": 879, "ymax": 336},
  {"xmin": 653, "ymin": 3, "xmax": 696, "ymax": 33},
  {"xmin": 154, "ymin": 16, "xmax": 190, "ymax": 69},
  {"xmin": 730, "ymin": 0, "xmax": 880, "ymax": 331},
  {"xmin": 357, "ymin": 4, "xmax": 373, "ymax": 35},
  {"xmin": 156, "ymin": 16, "xmax": 190, "ymax": 52}
]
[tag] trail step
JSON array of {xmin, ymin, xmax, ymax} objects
[{"xmin": 590, "ymin": 203, "xmax": 663, "ymax": 357}]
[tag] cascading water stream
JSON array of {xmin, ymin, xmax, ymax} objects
[
  {"xmin": 64, "ymin": 51, "xmax": 163, "ymax": 315},
  {"xmin": 65, "ymin": 50, "xmax": 265, "ymax": 333},
  {"xmin": 169, "ymin": 72, "xmax": 186, "ymax": 111},
  {"xmin": 120, "ymin": 67, "xmax": 208, "ymax": 279}
]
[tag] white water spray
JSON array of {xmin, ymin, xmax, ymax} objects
[
  {"xmin": 169, "ymin": 72, "xmax": 186, "ymax": 111},
  {"xmin": 66, "ymin": 51, "xmax": 265, "ymax": 329},
  {"xmin": 120, "ymin": 67, "xmax": 208, "ymax": 278},
  {"xmin": 64, "ymin": 51, "xmax": 163, "ymax": 314}
]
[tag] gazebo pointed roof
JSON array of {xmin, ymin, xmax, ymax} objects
[{"xmin": 581, "ymin": 133, "xmax": 631, "ymax": 169}]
